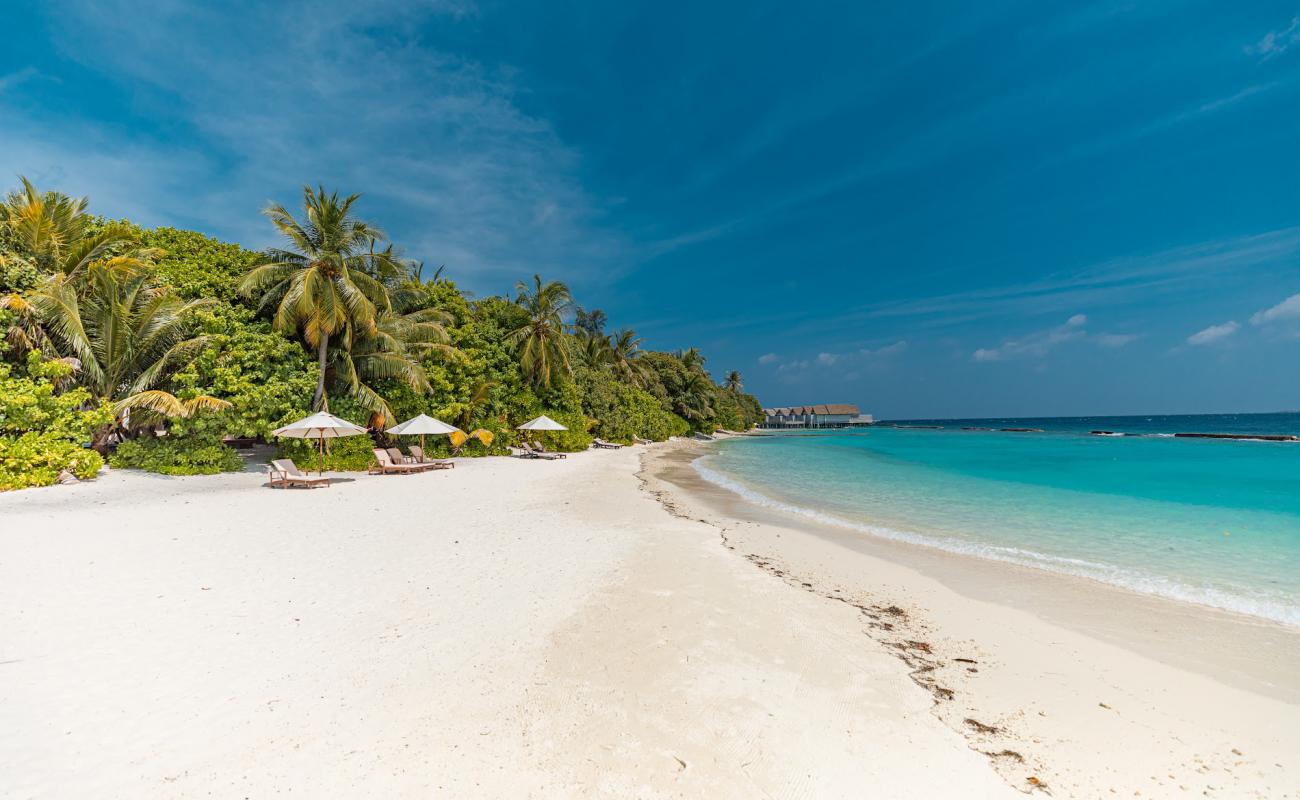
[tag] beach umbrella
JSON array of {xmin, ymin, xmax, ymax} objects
[
  {"xmin": 272, "ymin": 411, "xmax": 369, "ymax": 475},
  {"xmin": 517, "ymin": 414, "xmax": 567, "ymax": 451},
  {"xmin": 386, "ymin": 413, "xmax": 461, "ymax": 453},
  {"xmin": 517, "ymin": 415, "xmax": 567, "ymax": 431}
]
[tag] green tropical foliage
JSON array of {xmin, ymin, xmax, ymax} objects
[
  {"xmin": 0, "ymin": 177, "xmax": 763, "ymax": 488},
  {"xmin": 21, "ymin": 262, "xmax": 230, "ymax": 449},
  {"xmin": 0, "ymin": 352, "xmax": 113, "ymax": 490},
  {"xmin": 509, "ymin": 274, "xmax": 574, "ymax": 389},
  {"xmin": 238, "ymin": 186, "xmax": 398, "ymax": 412}
]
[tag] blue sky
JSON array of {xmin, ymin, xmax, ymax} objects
[{"xmin": 3, "ymin": 1, "xmax": 1299, "ymax": 418}]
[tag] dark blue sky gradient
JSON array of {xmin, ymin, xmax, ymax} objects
[{"xmin": 3, "ymin": 1, "xmax": 1299, "ymax": 416}]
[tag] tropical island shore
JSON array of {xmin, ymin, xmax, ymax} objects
[{"xmin": 2, "ymin": 440, "xmax": 1297, "ymax": 799}]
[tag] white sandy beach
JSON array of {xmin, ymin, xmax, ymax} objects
[{"xmin": 1, "ymin": 442, "xmax": 1297, "ymax": 798}]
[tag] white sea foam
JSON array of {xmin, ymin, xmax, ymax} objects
[{"xmin": 693, "ymin": 457, "xmax": 1300, "ymax": 627}]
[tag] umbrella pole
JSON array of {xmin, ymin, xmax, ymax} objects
[{"xmin": 318, "ymin": 432, "xmax": 325, "ymax": 476}]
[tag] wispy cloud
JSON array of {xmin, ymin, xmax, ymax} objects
[
  {"xmin": 1247, "ymin": 15, "xmax": 1300, "ymax": 60},
  {"xmin": 1187, "ymin": 321, "xmax": 1240, "ymax": 346},
  {"xmin": 1250, "ymin": 292, "xmax": 1300, "ymax": 325},
  {"xmin": 1095, "ymin": 332, "xmax": 1140, "ymax": 348},
  {"xmin": 768, "ymin": 339, "xmax": 907, "ymax": 375},
  {"xmin": 973, "ymin": 314, "xmax": 1087, "ymax": 362},
  {"xmin": 0, "ymin": 0, "xmax": 627, "ymax": 291}
]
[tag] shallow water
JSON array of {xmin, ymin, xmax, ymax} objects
[{"xmin": 698, "ymin": 416, "xmax": 1300, "ymax": 625}]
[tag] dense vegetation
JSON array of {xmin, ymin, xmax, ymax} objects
[{"xmin": 0, "ymin": 179, "xmax": 761, "ymax": 487}]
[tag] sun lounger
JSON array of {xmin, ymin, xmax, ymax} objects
[
  {"xmin": 591, "ymin": 438, "xmax": 623, "ymax": 449},
  {"xmin": 408, "ymin": 445, "xmax": 454, "ymax": 469},
  {"xmin": 633, "ymin": 435, "xmax": 652, "ymax": 445},
  {"xmin": 522, "ymin": 442, "xmax": 562, "ymax": 460},
  {"xmin": 370, "ymin": 448, "xmax": 434, "ymax": 474},
  {"xmin": 530, "ymin": 441, "xmax": 566, "ymax": 459},
  {"xmin": 268, "ymin": 459, "xmax": 331, "ymax": 489}
]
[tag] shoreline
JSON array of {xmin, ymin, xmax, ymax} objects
[{"xmin": 642, "ymin": 438, "xmax": 1300, "ymax": 797}]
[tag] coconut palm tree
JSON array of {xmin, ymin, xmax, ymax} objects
[
  {"xmin": 333, "ymin": 306, "xmax": 456, "ymax": 426},
  {"xmin": 456, "ymin": 379, "xmax": 497, "ymax": 429},
  {"xmin": 676, "ymin": 346, "xmax": 705, "ymax": 371},
  {"xmin": 573, "ymin": 329, "xmax": 613, "ymax": 369},
  {"xmin": 24, "ymin": 262, "xmax": 228, "ymax": 449},
  {"xmin": 574, "ymin": 307, "xmax": 607, "ymax": 335},
  {"xmin": 238, "ymin": 186, "xmax": 397, "ymax": 411},
  {"xmin": 724, "ymin": 370, "xmax": 743, "ymax": 391},
  {"xmin": 1, "ymin": 176, "xmax": 154, "ymax": 279},
  {"xmin": 508, "ymin": 274, "xmax": 574, "ymax": 389},
  {"xmin": 609, "ymin": 328, "xmax": 648, "ymax": 386}
]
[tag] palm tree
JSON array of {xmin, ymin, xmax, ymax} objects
[
  {"xmin": 676, "ymin": 347, "xmax": 705, "ymax": 371},
  {"xmin": 334, "ymin": 307, "xmax": 455, "ymax": 426},
  {"xmin": 508, "ymin": 274, "xmax": 574, "ymax": 389},
  {"xmin": 574, "ymin": 307, "xmax": 607, "ymax": 335},
  {"xmin": 456, "ymin": 379, "xmax": 497, "ymax": 429},
  {"xmin": 674, "ymin": 371, "xmax": 715, "ymax": 424},
  {"xmin": 574, "ymin": 329, "xmax": 613, "ymax": 369},
  {"xmin": 609, "ymin": 328, "xmax": 647, "ymax": 386},
  {"xmin": 239, "ymin": 186, "xmax": 396, "ymax": 411},
  {"xmin": 2, "ymin": 176, "xmax": 154, "ymax": 278},
  {"xmin": 724, "ymin": 370, "xmax": 743, "ymax": 391},
  {"xmin": 25, "ymin": 262, "xmax": 228, "ymax": 449}
]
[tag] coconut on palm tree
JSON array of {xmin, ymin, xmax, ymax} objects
[
  {"xmin": 23, "ymin": 262, "xmax": 229, "ymax": 450},
  {"xmin": 508, "ymin": 274, "xmax": 574, "ymax": 389},
  {"xmin": 238, "ymin": 186, "xmax": 398, "ymax": 412}
]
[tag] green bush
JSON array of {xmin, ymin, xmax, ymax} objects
[
  {"xmin": 0, "ymin": 352, "xmax": 113, "ymax": 490},
  {"xmin": 110, "ymin": 434, "xmax": 244, "ymax": 475},
  {"xmin": 133, "ymin": 225, "xmax": 262, "ymax": 300},
  {"xmin": 0, "ymin": 434, "xmax": 103, "ymax": 490}
]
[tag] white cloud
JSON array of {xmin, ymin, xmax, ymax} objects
[
  {"xmin": 859, "ymin": 340, "xmax": 908, "ymax": 358},
  {"xmin": 1247, "ymin": 15, "xmax": 1300, "ymax": 59},
  {"xmin": 757, "ymin": 352, "xmax": 780, "ymax": 365},
  {"xmin": 1095, "ymin": 332, "xmax": 1140, "ymax": 348},
  {"xmin": 1187, "ymin": 321, "xmax": 1240, "ymax": 346},
  {"xmin": 816, "ymin": 352, "xmax": 839, "ymax": 366},
  {"xmin": 0, "ymin": 0, "xmax": 628, "ymax": 292},
  {"xmin": 1250, "ymin": 292, "xmax": 1300, "ymax": 325},
  {"xmin": 972, "ymin": 314, "xmax": 1087, "ymax": 362}
]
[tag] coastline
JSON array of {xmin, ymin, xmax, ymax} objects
[{"xmin": 642, "ymin": 437, "xmax": 1300, "ymax": 798}]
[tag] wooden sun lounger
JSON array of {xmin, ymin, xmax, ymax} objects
[
  {"xmin": 521, "ymin": 442, "xmax": 561, "ymax": 460},
  {"xmin": 633, "ymin": 436, "xmax": 652, "ymax": 445},
  {"xmin": 370, "ymin": 448, "xmax": 434, "ymax": 474},
  {"xmin": 268, "ymin": 459, "xmax": 331, "ymax": 489},
  {"xmin": 591, "ymin": 438, "xmax": 623, "ymax": 449},
  {"xmin": 529, "ymin": 441, "xmax": 566, "ymax": 459},
  {"xmin": 408, "ymin": 445, "xmax": 454, "ymax": 469}
]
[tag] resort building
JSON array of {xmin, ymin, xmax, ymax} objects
[{"xmin": 760, "ymin": 404, "xmax": 873, "ymax": 428}]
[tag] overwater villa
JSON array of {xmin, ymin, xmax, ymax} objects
[{"xmin": 760, "ymin": 404, "xmax": 874, "ymax": 429}]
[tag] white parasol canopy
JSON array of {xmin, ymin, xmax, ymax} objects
[
  {"xmin": 386, "ymin": 413, "xmax": 462, "ymax": 453},
  {"xmin": 387, "ymin": 414, "xmax": 460, "ymax": 436},
  {"xmin": 517, "ymin": 415, "xmax": 567, "ymax": 431},
  {"xmin": 272, "ymin": 412, "xmax": 369, "ymax": 474}
]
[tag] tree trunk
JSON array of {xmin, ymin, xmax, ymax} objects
[
  {"xmin": 90, "ymin": 425, "xmax": 115, "ymax": 455},
  {"xmin": 313, "ymin": 333, "xmax": 330, "ymax": 412}
]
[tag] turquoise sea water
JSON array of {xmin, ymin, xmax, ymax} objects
[{"xmin": 696, "ymin": 416, "xmax": 1300, "ymax": 625}]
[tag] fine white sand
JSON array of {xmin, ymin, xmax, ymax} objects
[
  {"xmin": 647, "ymin": 438, "xmax": 1300, "ymax": 799},
  {"xmin": 1, "ymin": 447, "xmax": 1017, "ymax": 799}
]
